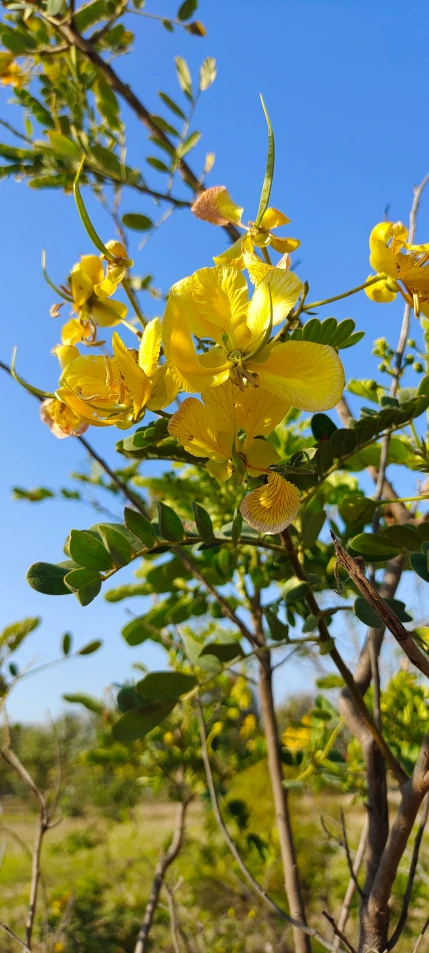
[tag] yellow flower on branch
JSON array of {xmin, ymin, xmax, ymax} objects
[
  {"xmin": 191, "ymin": 186, "xmax": 300, "ymax": 271},
  {"xmin": 367, "ymin": 220, "xmax": 429, "ymax": 315},
  {"xmin": 67, "ymin": 252, "xmax": 128, "ymax": 336},
  {"xmin": 163, "ymin": 265, "xmax": 344, "ymax": 408},
  {"xmin": 0, "ymin": 53, "xmax": 25, "ymax": 87},
  {"xmin": 56, "ymin": 321, "xmax": 168, "ymax": 430},
  {"xmin": 40, "ymin": 397, "xmax": 88, "ymax": 439},
  {"xmin": 168, "ymin": 380, "xmax": 301, "ymax": 533}
]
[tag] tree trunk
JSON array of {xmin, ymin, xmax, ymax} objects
[{"xmin": 258, "ymin": 650, "xmax": 311, "ymax": 953}]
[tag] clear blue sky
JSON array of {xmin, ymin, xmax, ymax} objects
[{"xmin": 2, "ymin": 0, "xmax": 429, "ymax": 722}]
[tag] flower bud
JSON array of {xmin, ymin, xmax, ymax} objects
[{"xmin": 413, "ymin": 362, "xmax": 424, "ymax": 373}]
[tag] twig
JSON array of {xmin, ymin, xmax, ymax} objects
[
  {"xmin": 175, "ymin": 545, "xmax": 256, "ymax": 645},
  {"xmin": 0, "ymin": 922, "xmax": 32, "ymax": 952},
  {"xmin": 332, "ymin": 532, "xmax": 429, "ymax": 681},
  {"xmin": 333, "ymin": 816, "xmax": 368, "ymax": 951},
  {"xmin": 322, "ymin": 911, "xmax": 358, "ymax": 953},
  {"xmin": 321, "ymin": 814, "xmax": 364, "ymax": 901},
  {"xmin": 134, "ymin": 796, "xmax": 191, "ymax": 953},
  {"xmin": 413, "ymin": 915, "xmax": 429, "ymax": 953},
  {"xmin": 387, "ymin": 793, "xmax": 429, "ymax": 950},
  {"xmin": 195, "ymin": 696, "xmax": 349, "ymax": 953},
  {"xmin": 165, "ymin": 882, "xmax": 182, "ymax": 953}
]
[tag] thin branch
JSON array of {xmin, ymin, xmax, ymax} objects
[
  {"xmin": 164, "ymin": 882, "xmax": 182, "ymax": 953},
  {"xmin": 321, "ymin": 814, "xmax": 364, "ymax": 901},
  {"xmin": 322, "ymin": 911, "xmax": 358, "ymax": 953},
  {"xmin": 413, "ymin": 915, "xmax": 429, "ymax": 953},
  {"xmin": 175, "ymin": 545, "xmax": 256, "ymax": 645},
  {"xmin": 333, "ymin": 816, "xmax": 368, "ymax": 952},
  {"xmin": 195, "ymin": 696, "xmax": 349, "ymax": 953},
  {"xmin": 281, "ymin": 529, "xmax": 407, "ymax": 787},
  {"xmin": 134, "ymin": 796, "xmax": 191, "ymax": 953},
  {"xmin": 387, "ymin": 793, "xmax": 429, "ymax": 950},
  {"xmin": 332, "ymin": 532, "xmax": 429, "ymax": 681},
  {"xmin": 0, "ymin": 922, "xmax": 32, "ymax": 953}
]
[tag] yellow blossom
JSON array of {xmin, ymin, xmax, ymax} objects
[
  {"xmin": 68, "ymin": 253, "xmax": 128, "ymax": 332},
  {"xmin": 0, "ymin": 53, "xmax": 25, "ymax": 87},
  {"xmin": 57, "ymin": 329, "xmax": 156, "ymax": 429},
  {"xmin": 40, "ymin": 397, "xmax": 88, "ymax": 439},
  {"xmin": 191, "ymin": 186, "xmax": 300, "ymax": 269},
  {"xmin": 367, "ymin": 220, "xmax": 429, "ymax": 315},
  {"xmin": 282, "ymin": 715, "xmax": 314, "ymax": 752},
  {"xmin": 167, "ymin": 379, "xmax": 301, "ymax": 533},
  {"xmin": 240, "ymin": 713, "xmax": 257, "ymax": 738},
  {"xmin": 163, "ymin": 265, "xmax": 344, "ymax": 409}
]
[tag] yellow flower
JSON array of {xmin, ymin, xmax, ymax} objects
[
  {"xmin": 57, "ymin": 329, "xmax": 156, "ymax": 429},
  {"xmin": 240, "ymin": 713, "xmax": 257, "ymax": 738},
  {"xmin": 191, "ymin": 186, "xmax": 300, "ymax": 268},
  {"xmin": 40, "ymin": 397, "xmax": 88, "ymax": 439},
  {"xmin": 282, "ymin": 716, "xmax": 313, "ymax": 752},
  {"xmin": 68, "ymin": 253, "xmax": 128, "ymax": 333},
  {"xmin": 167, "ymin": 379, "xmax": 301, "ymax": 533},
  {"xmin": 368, "ymin": 220, "xmax": 429, "ymax": 315},
  {"xmin": 0, "ymin": 53, "xmax": 25, "ymax": 87},
  {"xmin": 163, "ymin": 265, "xmax": 344, "ymax": 409}
]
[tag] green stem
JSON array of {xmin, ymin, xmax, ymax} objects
[
  {"xmin": 122, "ymin": 278, "xmax": 147, "ymax": 329},
  {"xmin": 302, "ymin": 275, "xmax": 382, "ymax": 312}
]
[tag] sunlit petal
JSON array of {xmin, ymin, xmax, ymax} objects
[
  {"xmin": 201, "ymin": 380, "xmax": 236, "ymax": 433},
  {"xmin": 235, "ymin": 385, "xmax": 289, "ymax": 446},
  {"xmin": 61, "ymin": 318, "xmax": 93, "ymax": 346},
  {"xmin": 369, "ymin": 240, "xmax": 397, "ymax": 279},
  {"xmin": 240, "ymin": 472, "xmax": 300, "ymax": 534},
  {"xmin": 245, "ymin": 269, "xmax": 303, "ymax": 348},
  {"xmin": 61, "ymin": 355, "xmax": 113, "ymax": 400},
  {"xmin": 163, "ymin": 291, "xmax": 231, "ymax": 392},
  {"xmin": 213, "ymin": 237, "xmax": 244, "ymax": 269},
  {"xmin": 112, "ymin": 332, "xmax": 151, "ymax": 416},
  {"xmin": 269, "ymin": 235, "xmax": 301, "ymax": 254},
  {"xmin": 139, "ymin": 316, "xmax": 162, "ymax": 377},
  {"xmin": 71, "ymin": 267, "xmax": 93, "ymax": 307},
  {"xmin": 90, "ymin": 298, "xmax": 127, "ymax": 327},
  {"xmin": 369, "ymin": 221, "xmax": 394, "ymax": 247},
  {"xmin": 56, "ymin": 386, "xmax": 111, "ymax": 427},
  {"xmin": 80, "ymin": 255, "xmax": 104, "ymax": 285},
  {"xmin": 249, "ymin": 340, "xmax": 345, "ymax": 410},
  {"xmin": 40, "ymin": 397, "xmax": 88, "ymax": 439},
  {"xmin": 52, "ymin": 344, "xmax": 80, "ymax": 370},
  {"xmin": 365, "ymin": 274, "xmax": 397, "ymax": 303},
  {"xmin": 190, "ymin": 266, "xmax": 249, "ymax": 343},
  {"xmin": 245, "ymin": 438, "xmax": 281, "ymax": 476},
  {"xmin": 260, "ymin": 207, "xmax": 290, "ymax": 230},
  {"xmin": 167, "ymin": 396, "xmax": 227, "ymax": 460},
  {"xmin": 146, "ymin": 365, "xmax": 179, "ymax": 411},
  {"xmin": 206, "ymin": 459, "xmax": 233, "ymax": 482}
]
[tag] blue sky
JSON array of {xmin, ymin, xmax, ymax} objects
[{"xmin": 2, "ymin": 0, "xmax": 429, "ymax": 722}]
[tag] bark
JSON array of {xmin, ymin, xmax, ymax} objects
[{"xmin": 257, "ymin": 647, "xmax": 311, "ymax": 953}]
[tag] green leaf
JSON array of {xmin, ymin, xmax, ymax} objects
[
  {"xmin": 158, "ymin": 92, "xmax": 186, "ymax": 120},
  {"xmin": 48, "ymin": 131, "xmax": 81, "ymax": 159},
  {"xmin": 124, "ymin": 507, "xmax": 156, "ymax": 549},
  {"xmin": 112, "ymin": 700, "xmax": 176, "ymax": 742},
  {"xmin": 69, "ymin": 530, "xmax": 114, "ymax": 571},
  {"xmin": 354, "ymin": 596, "xmax": 383, "ymax": 628},
  {"xmin": 199, "ymin": 642, "xmax": 244, "ymax": 663},
  {"xmin": 63, "ymin": 693, "xmax": 104, "ymax": 714},
  {"xmin": 2, "ymin": 31, "xmax": 32, "ymax": 54},
  {"xmin": 308, "ymin": 707, "xmax": 332, "ymax": 721},
  {"xmin": 179, "ymin": 131, "xmax": 201, "ymax": 157},
  {"xmin": 178, "ymin": 0, "xmax": 197, "ymax": 19},
  {"xmin": 315, "ymin": 675, "xmax": 344, "ymax": 689},
  {"xmin": 284, "ymin": 577, "xmax": 308, "ymax": 603},
  {"xmin": 255, "ymin": 95, "xmax": 274, "ymax": 226},
  {"xmin": 46, "ymin": 0, "xmax": 66, "ymax": 14},
  {"xmin": 182, "ymin": 633, "xmax": 221, "ymax": 672},
  {"xmin": 381, "ymin": 524, "xmax": 421, "ymax": 552},
  {"xmin": 98, "ymin": 524, "xmax": 133, "ymax": 567},
  {"xmin": 302, "ymin": 614, "xmax": 318, "ymax": 633},
  {"xmin": 78, "ymin": 640, "xmax": 102, "ymax": 655},
  {"xmin": 157, "ymin": 502, "xmax": 184, "ymax": 542},
  {"xmin": 14, "ymin": 89, "xmax": 55, "ymax": 129},
  {"xmin": 122, "ymin": 617, "xmax": 160, "ymax": 646},
  {"xmin": 122, "ymin": 213, "xmax": 153, "ymax": 231},
  {"xmin": 73, "ymin": 158, "xmax": 114, "ymax": 260},
  {"xmin": 64, "ymin": 568, "xmax": 102, "ymax": 605},
  {"xmin": 117, "ymin": 685, "xmax": 142, "ymax": 713},
  {"xmin": 199, "ymin": 56, "xmax": 216, "ymax": 91},
  {"xmin": 0, "ymin": 617, "xmax": 40, "ymax": 655},
  {"xmin": 146, "ymin": 156, "xmax": 171, "ymax": 173},
  {"xmin": 410, "ymin": 552, "xmax": 429, "ymax": 583},
  {"xmin": 265, "ymin": 608, "xmax": 289, "ymax": 641},
  {"xmin": 231, "ymin": 508, "xmax": 243, "ymax": 549},
  {"xmin": 301, "ymin": 510, "xmax": 326, "ymax": 549},
  {"xmin": 349, "ymin": 533, "xmax": 400, "ymax": 561},
  {"xmin": 26, "ymin": 562, "xmax": 71, "ymax": 596},
  {"xmin": 74, "ymin": 0, "xmax": 108, "ymax": 31},
  {"xmin": 62, "ymin": 633, "xmax": 72, "ymax": 656},
  {"xmin": 136, "ymin": 671, "xmax": 197, "ymax": 700},
  {"xmin": 175, "ymin": 56, "xmax": 193, "ymax": 99},
  {"xmin": 340, "ymin": 497, "xmax": 377, "ymax": 523},
  {"xmin": 311, "ymin": 413, "xmax": 337, "ymax": 440},
  {"xmin": 192, "ymin": 502, "xmax": 214, "ymax": 543}
]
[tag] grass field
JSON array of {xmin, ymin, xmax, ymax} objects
[{"xmin": 1, "ymin": 763, "xmax": 428, "ymax": 952}]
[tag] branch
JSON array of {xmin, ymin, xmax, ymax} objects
[
  {"xmin": 0, "ymin": 922, "xmax": 32, "ymax": 953},
  {"xmin": 195, "ymin": 696, "xmax": 350, "ymax": 953},
  {"xmin": 134, "ymin": 796, "xmax": 191, "ymax": 953},
  {"xmin": 413, "ymin": 916, "xmax": 429, "ymax": 953},
  {"xmin": 281, "ymin": 529, "xmax": 407, "ymax": 787},
  {"xmin": 331, "ymin": 533, "xmax": 429, "ymax": 680},
  {"xmin": 333, "ymin": 816, "xmax": 368, "ymax": 952},
  {"xmin": 387, "ymin": 793, "xmax": 429, "ymax": 950},
  {"xmin": 175, "ymin": 545, "xmax": 256, "ymax": 645},
  {"xmin": 322, "ymin": 911, "xmax": 358, "ymax": 953}
]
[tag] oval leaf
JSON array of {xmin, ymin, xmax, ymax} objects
[
  {"xmin": 69, "ymin": 530, "xmax": 114, "ymax": 571},
  {"xmin": 136, "ymin": 671, "xmax": 197, "ymax": 700},
  {"xmin": 26, "ymin": 562, "xmax": 71, "ymax": 596},
  {"xmin": 112, "ymin": 700, "xmax": 176, "ymax": 742}
]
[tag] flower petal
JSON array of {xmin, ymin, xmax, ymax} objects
[
  {"xmin": 40, "ymin": 397, "xmax": 88, "ymax": 439},
  {"xmin": 365, "ymin": 274, "xmax": 397, "ymax": 303},
  {"xmin": 139, "ymin": 317, "xmax": 162, "ymax": 377},
  {"xmin": 269, "ymin": 235, "xmax": 301, "ymax": 254},
  {"xmin": 190, "ymin": 266, "xmax": 249, "ymax": 345},
  {"xmin": 52, "ymin": 344, "xmax": 80, "ymax": 370},
  {"xmin": 56, "ymin": 387, "xmax": 112, "ymax": 427},
  {"xmin": 213, "ymin": 237, "xmax": 244, "ymax": 269},
  {"xmin": 112, "ymin": 332, "xmax": 151, "ymax": 416},
  {"xmin": 369, "ymin": 239, "xmax": 397, "ymax": 279},
  {"xmin": 249, "ymin": 340, "xmax": 345, "ymax": 410},
  {"xmin": 71, "ymin": 267, "xmax": 93, "ymax": 307},
  {"xmin": 369, "ymin": 221, "xmax": 394, "ymax": 247},
  {"xmin": 80, "ymin": 255, "xmax": 104, "ymax": 285},
  {"xmin": 163, "ymin": 291, "xmax": 231, "ymax": 393},
  {"xmin": 146, "ymin": 365, "xmax": 179, "ymax": 410},
  {"xmin": 245, "ymin": 269, "xmax": 303, "ymax": 348},
  {"xmin": 206, "ymin": 459, "xmax": 232, "ymax": 482},
  {"xmin": 245, "ymin": 438, "xmax": 280, "ymax": 476},
  {"xmin": 60, "ymin": 355, "xmax": 114, "ymax": 400},
  {"xmin": 61, "ymin": 317, "xmax": 93, "ymax": 346},
  {"xmin": 90, "ymin": 298, "xmax": 127, "ymax": 327},
  {"xmin": 235, "ymin": 385, "xmax": 289, "ymax": 446},
  {"xmin": 201, "ymin": 379, "xmax": 236, "ymax": 433},
  {"xmin": 260, "ymin": 207, "xmax": 290, "ymax": 230},
  {"xmin": 240, "ymin": 472, "xmax": 300, "ymax": 534},
  {"xmin": 167, "ymin": 397, "xmax": 226, "ymax": 460}
]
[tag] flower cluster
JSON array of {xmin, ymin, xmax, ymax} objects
[
  {"xmin": 365, "ymin": 220, "xmax": 429, "ymax": 316},
  {"xmin": 34, "ymin": 185, "xmax": 346, "ymax": 536}
]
